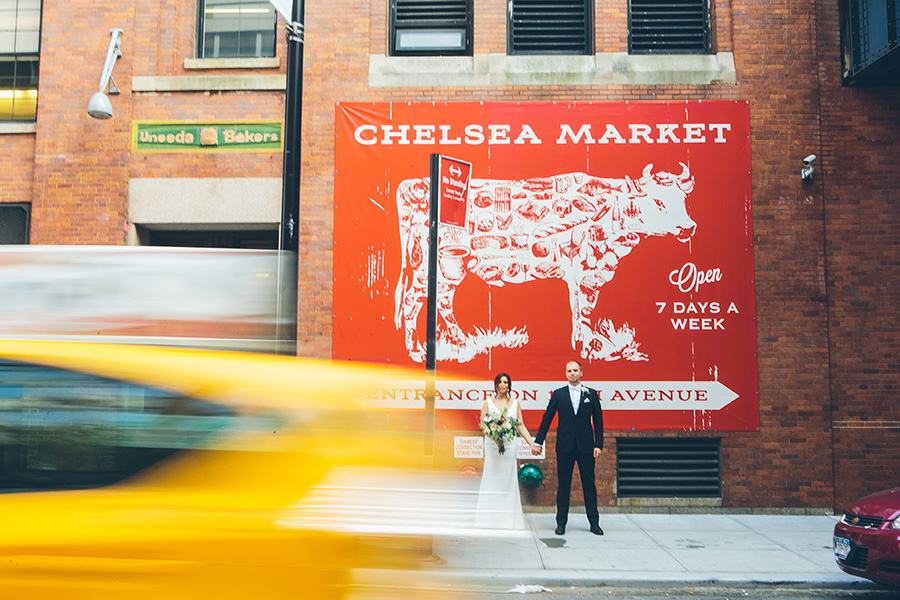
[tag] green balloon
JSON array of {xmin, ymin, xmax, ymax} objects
[{"xmin": 518, "ymin": 463, "xmax": 544, "ymax": 488}]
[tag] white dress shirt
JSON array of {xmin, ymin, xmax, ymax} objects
[{"xmin": 568, "ymin": 384, "xmax": 581, "ymax": 414}]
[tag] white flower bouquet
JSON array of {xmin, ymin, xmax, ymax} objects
[{"xmin": 479, "ymin": 409, "xmax": 521, "ymax": 455}]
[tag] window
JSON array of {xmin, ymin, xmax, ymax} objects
[
  {"xmin": 0, "ymin": 203, "xmax": 30, "ymax": 243},
  {"xmin": 629, "ymin": 0, "xmax": 710, "ymax": 55},
  {"xmin": 841, "ymin": 0, "xmax": 900, "ymax": 86},
  {"xmin": 0, "ymin": 360, "xmax": 240, "ymax": 492},
  {"xmin": 508, "ymin": 0, "xmax": 592, "ymax": 55},
  {"xmin": 0, "ymin": 0, "xmax": 40, "ymax": 120},
  {"xmin": 199, "ymin": 0, "xmax": 277, "ymax": 58},
  {"xmin": 390, "ymin": 0, "xmax": 472, "ymax": 56}
]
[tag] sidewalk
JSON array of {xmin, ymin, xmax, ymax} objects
[{"xmin": 426, "ymin": 512, "xmax": 864, "ymax": 587}]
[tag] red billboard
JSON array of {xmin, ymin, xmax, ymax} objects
[{"xmin": 333, "ymin": 101, "xmax": 758, "ymax": 432}]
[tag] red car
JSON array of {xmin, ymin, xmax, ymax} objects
[{"xmin": 834, "ymin": 487, "xmax": 900, "ymax": 587}]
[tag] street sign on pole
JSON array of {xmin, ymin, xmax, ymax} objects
[{"xmin": 437, "ymin": 156, "xmax": 472, "ymax": 229}]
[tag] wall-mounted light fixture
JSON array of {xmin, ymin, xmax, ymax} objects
[
  {"xmin": 87, "ymin": 29, "xmax": 123, "ymax": 120},
  {"xmin": 801, "ymin": 154, "xmax": 816, "ymax": 181}
]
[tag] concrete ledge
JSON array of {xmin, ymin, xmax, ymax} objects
[
  {"xmin": 618, "ymin": 496, "xmax": 723, "ymax": 509},
  {"xmin": 128, "ymin": 177, "xmax": 281, "ymax": 226},
  {"xmin": 369, "ymin": 52, "xmax": 736, "ymax": 87},
  {"xmin": 132, "ymin": 74, "xmax": 287, "ymax": 92},
  {"xmin": 0, "ymin": 122, "xmax": 36, "ymax": 134},
  {"xmin": 184, "ymin": 57, "xmax": 280, "ymax": 70}
]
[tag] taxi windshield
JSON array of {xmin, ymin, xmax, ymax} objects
[{"xmin": 0, "ymin": 359, "xmax": 242, "ymax": 492}]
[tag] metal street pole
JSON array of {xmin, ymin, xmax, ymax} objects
[
  {"xmin": 275, "ymin": 0, "xmax": 304, "ymax": 355},
  {"xmin": 424, "ymin": 154, "xmax": 440, "ymax": 456}
]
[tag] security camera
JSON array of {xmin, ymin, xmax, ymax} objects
[{"xmin": 800, "ymin": 154, "xmax": 816, "ymax": 182}]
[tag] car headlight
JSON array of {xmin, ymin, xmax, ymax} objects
[{"xmin": 890, "ymin": 518, "xmax": 900, "ymax": 530}]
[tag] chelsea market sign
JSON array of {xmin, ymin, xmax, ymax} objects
[{"xmin": 353, "ymin": 122, "xmax": 733, "ymax": 146}]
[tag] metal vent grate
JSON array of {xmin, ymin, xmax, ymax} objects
[
  {"xmin": 509, "ymin": 0, "xmax": 592, "ymax": 55},
  {"xmin": 882, "ymin": 560, "xmax": 900, "ymax": 573},
  {"xmin": 394, "ymin": 0, "xmax": 469, "ymax": 23},
  {"xmin": 391, "ymin": 0, "xmax": 472, "ymax": 55},
  {"xmin": 839, "ymin": 545, "xmax": 869, "ymax": 570},
  {"xmin": 617, "ymin": 438, "xmax": 721, "ymax": 497},
  {"xmin": 841, "ymin": 513, "xmax": 885, "ymax": 529},
  {"xmin": 0, "ymin": 204, "xmax": 30, "ymax": 244},
  {"xmin": 629, "ymin": 0, "xmax": 709, "ymax": 55}
]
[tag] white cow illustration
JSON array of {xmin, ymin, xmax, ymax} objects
[{"xmin": 393, "ymin": 163, "xmax": 696, "ymax": 363}]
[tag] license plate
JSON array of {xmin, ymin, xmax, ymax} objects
[{"xmin": 834, "ymin": 536, "xmax": 851, "ymax": 560}]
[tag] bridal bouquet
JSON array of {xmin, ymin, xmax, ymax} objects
[{"xmin": 479, "ymin": 409, "xmax": 521, "ymax": 455}]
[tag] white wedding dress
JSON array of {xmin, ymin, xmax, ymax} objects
[{"xmin": 474, "ymin": 395, "xmax": 525, "ymax": 529}]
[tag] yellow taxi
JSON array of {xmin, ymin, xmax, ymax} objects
[{"xmin": 0, "ymin": 340, "xmax": 464, "ymax": 599}]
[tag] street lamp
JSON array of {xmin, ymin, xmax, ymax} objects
[{"xmin": 87, "ymin": 29, "xmax": 123, "ymax": 120}]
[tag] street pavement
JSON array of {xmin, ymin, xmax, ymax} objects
[{"xmin": 425, "ymin": 511, "xmax": 866, "ymax": 588}]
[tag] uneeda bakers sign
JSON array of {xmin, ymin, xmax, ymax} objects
[
  {"xmin": 132, "ymin": 121, "xmax": 283, "ymax": 153},
  {"xmin": 333, "ymin": 101, "xmax": 758, "ymax": 432}
]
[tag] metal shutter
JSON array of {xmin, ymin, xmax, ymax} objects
[
  {"xmin": 617, "ymin": 438, "xmax": 721, "ymax": 497},
  {"xmin": 391, "ymin": 0, "xmax": 472, "ymax": 55},
  {"xmin": 394, "ymin": 0, "xmax": 469, "ymax": 23},
  {"xmin": 509, "ymin": 0, "xmax": 592, "ymax": 55},
  {"xmin": 629, "ymin": 0, "xmax": 709, "ymax": 54}
]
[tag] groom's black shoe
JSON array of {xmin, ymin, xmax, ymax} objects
[
  {"xmin": 590, "ymin": 525, "xmax": 604, "ymax": 535},
  {"xmin": 554, "ymin": 525, "xmax": 565, "ymax": 535}
]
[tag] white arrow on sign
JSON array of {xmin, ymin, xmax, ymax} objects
[
  {"xmin": 449, "ymin": 163, "xmax": 462, "ymax": 177},
  {"xmin": 367, "ymin": 380, "xmax": 740, "ymax": 412},
  {"xmin": 594, "ymin": 381, "xmax": 739, "ymax": 411}
]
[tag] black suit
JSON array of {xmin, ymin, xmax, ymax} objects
[{"xmin": 534, "ymin": 385, "xmax": 604, "ymax": 529}]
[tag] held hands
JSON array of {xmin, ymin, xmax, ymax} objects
[{"xmin": 528, "ymin": 445, "xmax": 599, "ymax": 457}]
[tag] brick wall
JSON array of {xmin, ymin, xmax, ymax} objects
[
  {"xmin": 0, "ymin": 134, "xmax": 35, "ymax": 204},
  {"xmin": 815, "ymin": 0, "xmax": 900, "ymax": 511},
  {"xmin": 3, "ymin": 0, "xmax": 898, "ymax": 511}
]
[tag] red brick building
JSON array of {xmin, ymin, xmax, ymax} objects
[{"xmin": 1, "ymin": 0, "xmax": 897, "ymax": 512}]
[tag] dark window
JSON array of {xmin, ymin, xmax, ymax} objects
[
  {"xmin": 0, "ymin": 360, "xmax": 251, "ymax": 492},
  {"xmin": 199, "ymin": 0, "xmax": 277, "ymax": 58},
  {"xmin": 616, "ymin": 438, "xmax": 721, "ymax": 498},
  {"xmin": 0, "ymin": 0, "xmax": 41, "ymax": 120},
  {"xmin": 390, "ymin": 0, "xmax": 472, "ymax": 56},
  {"xmin": 629, "ymin": 0, "xmax": 710, "ymax": 55},
  {"xmin": 841, "ymin": 0, "xmax": 900, "ymax": 86},
  {"xmin": 508, "ymin": 0, "xmax": 592, "ymax": 55},
  {"xmin": 148, "ymin": 228, "xmax": 278, "ymax": 249},
  {"xmin": 0, "ymin": 203, "xmax": 30, "ymax": 243}
]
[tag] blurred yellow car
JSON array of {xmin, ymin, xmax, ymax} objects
[{"xmin": 0, "ymin": 340, "xmax": 464, "ymax": 599}]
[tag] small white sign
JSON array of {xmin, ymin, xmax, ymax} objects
[
  {"xmin": 455, "ymin": 436, "xmax": 545, "ymax": 459},
  {"xmin": 454, "ymin": 436, "xmax": 484, "ymax": 458},
  {"xmin": 517, "ymin": 438, "xmax": 544, "ymax": 459}
]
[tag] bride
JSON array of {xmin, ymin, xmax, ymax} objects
[{"xmin": 475, "ymin": 372, "xmax": 535, "ymax": 529}]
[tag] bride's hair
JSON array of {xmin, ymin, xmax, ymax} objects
[{"xmin": 493, "ymin": 372, "xmax": 512, "ymax": 393}]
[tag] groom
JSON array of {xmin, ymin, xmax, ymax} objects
[{"xmin": 532, "ymin": 360, "xmax": 604, "ymax": 536}]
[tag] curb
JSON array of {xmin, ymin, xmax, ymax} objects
[{"xmin": 413, "ymin": 569, "xmax": 867, "ymax": 588}]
